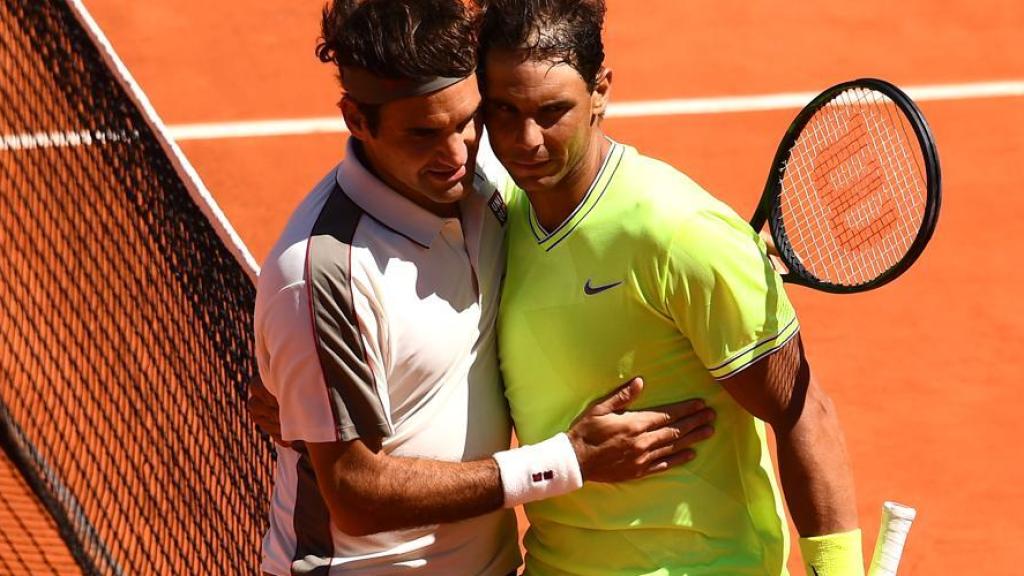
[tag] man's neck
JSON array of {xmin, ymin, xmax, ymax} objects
[{"xmin": 529, "ymin": 135, "xmax": 610, "ymax": 232}]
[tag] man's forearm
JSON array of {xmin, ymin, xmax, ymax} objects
[
  {"xmin": 317, "ymin": 431, "xmax": 586, "ymax": 535},
  {"xmin": 324, "ymin": 450, "xmax": 504, "ymax": 536},
  {"xmin": 773, "ymin": 383, "xmax": 858, "ymax": 537}
]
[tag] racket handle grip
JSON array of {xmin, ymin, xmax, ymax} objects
[{"xmin": 868, "ymin": 501, "xmax": 917, "ymax": 576}]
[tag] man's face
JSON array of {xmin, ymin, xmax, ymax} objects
[
  {"xmin": 482, "ymin": 49, "xmax": 600, "ymax": 194},
  {"xmin": 349, "ymin": 75, "xmax": 482, "ymax": 211}
]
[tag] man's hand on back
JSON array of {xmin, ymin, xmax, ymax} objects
[{"xmin": 247, "ymin": 373, "xmax": 290, "ymax": 448}]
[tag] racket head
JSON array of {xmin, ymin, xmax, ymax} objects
[{"xmin": 752, "ymin": 78, "xmax": 941, "ymax": 293}]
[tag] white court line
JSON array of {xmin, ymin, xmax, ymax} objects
[
  {"xmin": 4, "ymin": 80, "xmax": 1023, "ymax": 147},
  {"xmin": 163, "ymin": 79, "xmax": 1024, "ymax": 140},
  {"xmin": 166, "ymin": 117, "xmax": 348, "ymax": 141},
  {"xmin": 609, "ymin": 80, "xmax": 1024, "ymax": 117}
]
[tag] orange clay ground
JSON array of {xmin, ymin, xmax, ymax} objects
[{"xmin": 2, "ymin": 1, "xmax": 1022, "ymax": 574}]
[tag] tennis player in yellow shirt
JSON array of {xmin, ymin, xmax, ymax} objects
[{"xmin": 480, "ymin": 0, "xmax": 864, "ymax": 574}]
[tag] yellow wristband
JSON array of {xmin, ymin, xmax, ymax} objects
[{"xmin": 798, "ymin": 528, "xmax": 864, "ymax": 576}]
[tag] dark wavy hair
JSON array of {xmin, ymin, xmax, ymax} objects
[
  {"xmin": 478, "ymin": 0, "xmax": 606, "ymax": 91},
  {"xmin": 317, "ymin": 0, "xmax": 482, "ymax": 130}
]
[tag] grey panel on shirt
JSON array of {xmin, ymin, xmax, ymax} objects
[
  {"xmin": 291, "ymin": 447, "xmax": 333, "ymax": 575},
  {"xmin": 307, "ymin": 185, "xmax": 392, "ymax": 442}
]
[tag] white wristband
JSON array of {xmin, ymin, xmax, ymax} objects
[{"xmin": 492, "ymin": 432, "xmax": 584, "ymax": 508}]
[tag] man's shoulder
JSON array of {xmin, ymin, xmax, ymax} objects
[
  {"xmin": 601, "ymin": 147, "xmax": 709, "ymax": 238},
  {"xmin": 617, "ymin": 146, "xmax": 710, "ymax": 206},
  {"xmin": 598, "ymin": 145, "xmax": 760, "ymax": 273},
  {"xmin": 257, "ymin": 164, "xmax": 344, "ymax": 299}
]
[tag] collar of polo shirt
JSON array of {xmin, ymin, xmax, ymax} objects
[{"xmin": 337, "ymin": 139, "xmax": 458, "ymax": 248}]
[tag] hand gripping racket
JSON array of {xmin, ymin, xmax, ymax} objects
[{"xmin": 750, "ymin": 78, "xmax": 941, "ymax": 293}]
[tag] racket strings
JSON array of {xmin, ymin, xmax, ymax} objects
[
  {"xmin": 861, "ymin": 95, "xmax": 921, "ymax": 277},
  {"xmin": 790, "ymin": 91, "xmax": 900, "ymax": 282},
  {"xmin": 831, "ymin": 92, "xmax": 905, "ymax": 281},
  {"xmin": 794, "ymin": 88, "xmax": 923, "ymax": 282},
  {"xmin": 778, "ymin": 87, "xmax": 927, "ymax": 286},
  {"xmin": 877, "ymin": 94, "xmax": 928, "ymax": 239}
]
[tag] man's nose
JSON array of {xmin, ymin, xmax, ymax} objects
[
  {"xmin": 516, "ymin": 117, "xmax": 543, "ymax": 150},
  {"xmin": 438, "ymin": 132, "xmax": 469, "ymax": 168}
]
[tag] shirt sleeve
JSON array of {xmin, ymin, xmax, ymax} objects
[
  {"xmin": 662, "ymin": 208, "xmax": 800, "ymax": 380},
  {"xmin": 255, "ymin": 279, "xmax": 392, "ymax": 444}
]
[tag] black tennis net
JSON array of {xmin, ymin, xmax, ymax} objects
[{"xmin": 0, "ymin": 1, "xmax": 273, "ymax": 574}]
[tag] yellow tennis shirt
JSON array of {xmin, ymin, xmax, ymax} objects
[{"xmin": 498, "ymin": 141, "xmax": 800, "ymax": 575}]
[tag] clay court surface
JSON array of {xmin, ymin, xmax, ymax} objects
[{"xmin": 2, "ymin": 0, "xmax": 1023, "ymax": 574}]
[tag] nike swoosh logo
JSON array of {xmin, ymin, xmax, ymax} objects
[{"xmin": 584, "ymin": 279, "xmax": 623, "ymax": 296}]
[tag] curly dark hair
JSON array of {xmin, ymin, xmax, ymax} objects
[
  {"xmin": 318, "ymin": 0, "xmax": 480, "ymax": 87},
  {"xmin": 478, "ymin": 0, "xmax": 606, "ymax": 91},
  {"xmin": 316, "ymin": 0, "xmax": 482, "ymax": 132}
]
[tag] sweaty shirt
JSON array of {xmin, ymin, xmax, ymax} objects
[{"xmin": 499, "ymin": 141, "xmax": 798, "ymax": 576}]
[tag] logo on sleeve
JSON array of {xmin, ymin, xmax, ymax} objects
[
  {"xmin": 584, "ymin": 279, "xmax": 623, "ymax": 296},
  {"xmin": 488, "ymin": 190, "xmax": 508, "ymax": 225}
]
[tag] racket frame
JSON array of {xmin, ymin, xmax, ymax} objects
[{"xmin": 750, "ymin": 78, "xmax": 942, "ymax": 293}]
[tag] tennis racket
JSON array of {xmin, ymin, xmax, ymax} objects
[
  {"xmin": 867, "ymin": 501, "xmax": 917, "ymax": 576},
  {"xmin": 750, "ymin": 78, "xmax": 941, "ymax": 293}
]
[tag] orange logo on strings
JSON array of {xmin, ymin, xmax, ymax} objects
[{"xmin": 813, "ymin": 112, "xmax": 896, "ymax": 252}]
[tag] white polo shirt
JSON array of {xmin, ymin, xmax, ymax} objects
[{"xmin": 254, "ymin": 140, "xmax": 518, "ymax": 575}]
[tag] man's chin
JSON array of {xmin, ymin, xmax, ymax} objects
[
  {"xmin": 508, "ymin": 172, "xmax": 556, "ymax": 194},
  {"xmin": 426, "ymin": 181, "xmax": 471, "ymax": 204},
  {"xmin": 460, "ymin": 166, "xmax": 477, "ymax": 191}
]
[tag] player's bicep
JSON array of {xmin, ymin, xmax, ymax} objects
[{"xmin": 718, "ymin": 332, "xmax": 809, "ymax": 430}]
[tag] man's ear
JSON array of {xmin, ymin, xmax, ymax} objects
[
  {"xmin": 341, "ymin": 97, "xmax": 371, "ymax": 140},
  {"xmin": 591, "ymin": 67, "xmax": 612, "ymax": 119}
]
